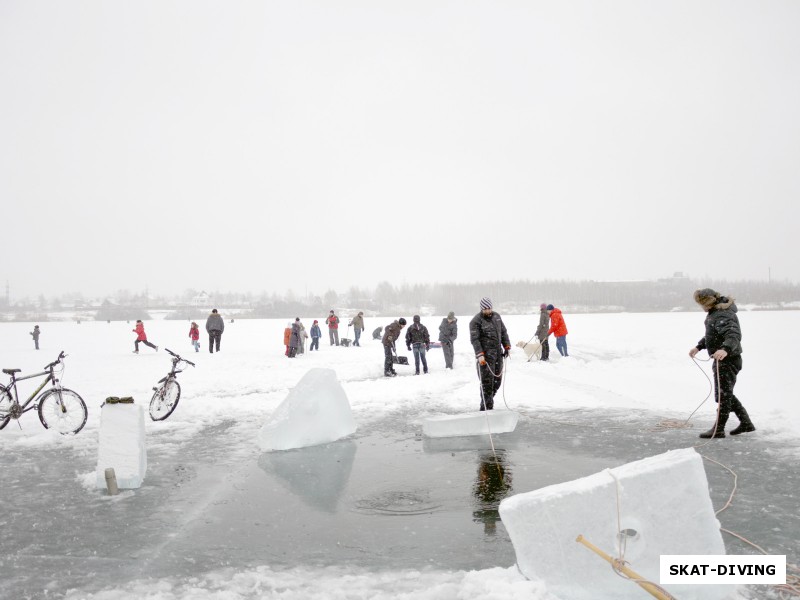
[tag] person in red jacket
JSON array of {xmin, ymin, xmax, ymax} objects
[
  {"xmin": 546, "ymin": 304, "xmax": 569, "ymax": 357},
  {"xmin": 132, "ymin": 320, "xmax": 158, "ymax": 353},
  {"xmin": 189, "ymin": 322, "xmax": 200, "ymax": 352}
]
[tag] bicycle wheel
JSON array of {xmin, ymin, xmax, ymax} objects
[
  {"xmin": 149, "ymin": 378, "xmax": 181, "ymax": 421},
  {"xmin": 37, "ymin": 388, "xmax": 88, "ymax": 434},
  {"xmin": 0, "ymin": 385, "xmax": 12, "ymax": 430}
]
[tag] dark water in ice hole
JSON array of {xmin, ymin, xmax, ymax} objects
[{"xmin": 1, "ymin": 408, "xmax": 797, "ymax": 599}]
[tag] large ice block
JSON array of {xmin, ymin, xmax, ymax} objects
[
  {"xmin": 422, "ymin": 410, "xmax": 519, "ymax": 438},
  {"xmin": 95, "ymin": 403, "xmax": 147, "ymax": 489},
  {"xmin": 499, "ymin": 447, "xmax": 730, "ymax": 600},
  {"xmin": 258, "ymin": 368, "xmax": 357, "ymax": 451}
]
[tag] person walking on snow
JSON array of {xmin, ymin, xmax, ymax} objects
[
  {"xmin": 535, "ymin": 304, "xmax": 550, "ymax": 361},
  {"xmin": 438, "ymin": 311, "xmax": 458, "ymax": 369},
  {"xmin": 405, "ymin": 315, "xmax": 431, "ymax": 375},
  {"xmin": 469, "ymin": 298, "xmax": 510, "ymax": 411},
  {"xmin": 206, "ymin": 308, "xmax": 224, "ymax": 353},
  {"xmin": 132, "ymin": 320, "xmax": 158, "ymax": 353},
  {"xmin": 310, "ymin": 320, "xmax": 321, "ymax": 351},
  {"xmin": 689, "ymin": 288, "xmax": 756, "ymax": 439},
  {"xmin": 350, "ymin": 311, "xmax": 365, "ymax": 346},
  {"xmin": 189, "ymin": 322, "xmax": 200, "ymax": 352},
  {"xmin": 382, "ymin": 318, "xmax": 407, "ymax": 377},
  {"xmin": 288, "ymin": 318, "xmax": 303, "ymax": 358},
  {"xmin": 30, "ymin": 325, "xmax": 41, "ymax": 350},
  {"xmin": 326, "ymin": 310, "xmax": 340, "ymax": 346},
  {"xmin": 546, "ymin": 304, "xmax": 568, "ymax": 357}
]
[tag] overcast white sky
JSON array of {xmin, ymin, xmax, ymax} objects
[{"xmin": 1, "ymin": 1, "xmax": 798, "ymax": 300}]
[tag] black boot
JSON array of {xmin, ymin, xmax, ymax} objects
[
  {"xmin": 730, "ymin": 406, "xmax": 756, "ymax": 435},
  {"xmin": 699, "ymin": 412, "xmax": 728, "ymax": 438},
  {"xmin": 699, "ymin": 426, "xmax": 726, "ymax": 439}
]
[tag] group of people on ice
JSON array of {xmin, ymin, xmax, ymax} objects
[
  {"xmin": 122, "ymin": 286, "xmax": 754, "ymax": 441},
  {"xmin": 132, "ymin": 309, "xmax": 225, "ymax": 354}
]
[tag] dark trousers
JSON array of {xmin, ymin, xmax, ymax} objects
[
  {"xmin": 478, "ymin": 350, "xmax": 503, "ymax": 410},
  {"xmin": 412, "ymin": 343, "xmax": 428, "ymax": 373},
  {"xmin": 310, "ymin": 337, "xmax": 319, "ymax": 351},
  {"xmin": 209, "ymin": 330, "xmax": 222, "ymax": 353},
  {"xmin": 540, "ymin": 338, "xmax": 549, "ymax": 361},
  {"xmin": 135, "ymin": 339, "xmax": 156, "ymax": 351},
  {"xmin": 712, "ymin": 355, "xmax": 747, "ymax": 425},
  {"xmin": 383, "ymin": 344, "xmax": 395, "ymax": 374},
  {"xmin": 34, "ymin": 339, "xmax": 40, "ymax": 350},
  {"xmin": 442, "ymin": 341, "xmax": 454, "ymax": 368}
]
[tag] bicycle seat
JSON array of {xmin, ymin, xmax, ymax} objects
[{"xmin": 3, "ymin": 368, "xmax": 21, "ymax": 375}]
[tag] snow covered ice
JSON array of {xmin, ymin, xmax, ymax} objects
[
  {"xmin": 258, "ymin": 367, "xmax": 357, "ymax": 451},
  {"xmin": 499, "ymin": 447, "xmax": 729, "ymax": 600},
  {"xmin": 95, "ymin": 402, "xmax": 147, "ymax": 489},
  {"xmin": 422, "ymin": 409, "xmax": 520, "ymax": 438}
]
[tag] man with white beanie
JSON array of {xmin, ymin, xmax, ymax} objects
[{"xmin": 469, "ymin": 297, "xmax": 510, "ymax": 411}]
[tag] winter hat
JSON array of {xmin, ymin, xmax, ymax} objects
[
  {"xmin": 212, "ymin": 309, "xmax": 218, "ymax": 314},
  {"xmin": 313, "ymin": 319, "xmax": 318, "ymax": 323},
  {"xmin": 413, "ymin": 315, "xmax": 421, "ymax": 323},
  {"xmin": 540, "ymin": 303, "xmax": 547, "ymax": 310},
  {"xmin": 330, "ymin": 309, "xmax": 335, "ymax": 314},
  {"xmin": 480, "ymin": 297, "xmax": 493, "ymax": 310},
  {"xmin": 693, "ymin": 288, "xmax": 720, "ymax": 310},
  {"xmin": 447, "ymin": 311, "xmax": 455, "ymax": 319},
  {"xmin": 295, "ymin": 317, "xmax": 300, "ymax": 322},
  {"xmin": 398, "ymin": 318, "xmax": 407, "ymax": 325},
  {"xmin": 546, "ymin": 304, "xmax": 554, "ymax": 311}
]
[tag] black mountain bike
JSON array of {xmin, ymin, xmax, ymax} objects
[
  {"xmin": 0, "ymin": 351, "xmax": 88, "ymax": 435},
  {"xmin": 149, "ymin": 348, "xmax": 195, "ymax": 421}
]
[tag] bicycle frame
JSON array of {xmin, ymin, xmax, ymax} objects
[{"xmin": 5, "ymin": 369, "xmax": 58, "ymax": 418}]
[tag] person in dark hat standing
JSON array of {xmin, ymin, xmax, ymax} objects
[
  {"xmin": 309, "ymin": 320, "xmax": 321, "ymax": 351},
  {"xmin": 30, "ymin": 325, "xmax": 41, "ymax": 350},
  {"xmin": 689, "ymin": 288, "xmax": 756, "ymax": 439},
  {"xmin": 438, "ymin": 311, "xmax": 458, "ymax": 369},
  {"xmin": 469, "ymin": 298, "xmax": 510, "ymax": 410},
  {"xmin": 206, "ymin": 308, "xmax": 224, "ymax": 353},
  {"xmin": 405, "ymin": 315, "xmax": 431, "ymax": 375},
  {"xmin": 326, "ymin": 310, "xmax": 340, "ymax": 346},
  {"xmin": 382, "ymin": 318, "xmax": 407, "ymax": 377},
  {"xmin": 547, "ymin": 304, "xmax": 568, "ymax": 357},
  {"xmin": 535, "ymin": 304, "xmax": 550, "ymax": 361},
  {"xmin": 350, "ymin": 311, "xmax": 365, "ymax": 346}
]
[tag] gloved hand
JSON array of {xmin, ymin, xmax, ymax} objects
[
  {"xmin": 477, "ymin": 354, "xmax": 487, "ymax": 366},
  {"xmin": 503, "ymin": 347, "xmax": 510, "ymax": 358},
  {"xmin": 425, "ymin": 344, "xmax": 430, "ymax": 351},
  {"xmin": 407, "ymin": 345, "xmax": 412, "ymax": 351}
]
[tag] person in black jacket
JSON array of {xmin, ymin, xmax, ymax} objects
[
  {"xmin": 382, "ymin": 318, "xmax": 407, "ymax": 377},
  {"xmin": 405, "ymin": 315, "xmax": 431, "ymax": 375},
  {"xmin": 689, "ymin": 288, "xmax": 756, "ymax": 438},
  {"xmin": 469, "ymin": 297, "xmax": 511, "ymax": 411}
]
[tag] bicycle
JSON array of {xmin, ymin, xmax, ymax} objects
[
  {"xmin": 0, "ymin": 351, "xmax": 88, "ymax": 435},
  {"xmin": 149, "ymin": 348, "xmax": 195, "ymax": 421}
]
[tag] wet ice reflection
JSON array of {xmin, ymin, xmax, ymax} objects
[
  {"xmin": 258, "ymin": 439, "xmax": 356, "ymax": 512},
  {"xmin": 472, "ymin": 450, "xmax": 513, "ymax": 536}
]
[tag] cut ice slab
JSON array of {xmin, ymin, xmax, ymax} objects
[
  {"xmin": 95, "ymin": 403, "xmax": 147, "ymax": 489},
  {"xmin": 499, "ymin": 447, "xmax": 730, "ymax": 600},
  {"xmin": 422, "ymin": 410, "xmax": 519, "ymax": 438},
  {"xmin": 258, "ymin": 368, "xmax": 357, "ymax": 451}
]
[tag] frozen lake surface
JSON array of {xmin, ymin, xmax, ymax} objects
[{"xmin": 0, "ymin": 312, "xmax": 798, "ymax": 599}]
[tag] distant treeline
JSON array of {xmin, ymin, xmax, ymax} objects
[{"xmin": 2, "ymin": 277, "xmax": 798, "ymax": 322}]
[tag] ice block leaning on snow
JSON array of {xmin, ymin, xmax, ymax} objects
[
  {"xmin": 499, "ymin": 447, "xmax": 729, "ymax": 600},
  {"xmin": 259, "ymin": 368, "xmax": 357, "ymax": 451},
  {"xmin": 422, "ymin": 410, "xmax": 519, "ymax": 438},
  {"xmin": 95, "ymin": 403, "xmax": 147, "ymax": 489}
]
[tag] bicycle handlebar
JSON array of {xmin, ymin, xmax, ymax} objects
[
  {"xmin": 165, "ymin": 348, "xmax": 195, "ymax": 368},
  {"xmin": 44, "ymin": 351, "xmax": 66, "ymax": 370}
]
